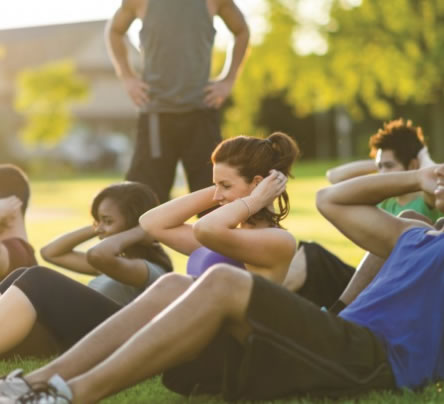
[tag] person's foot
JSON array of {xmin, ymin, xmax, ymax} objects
[
  {"xmin": 0, "ymin": 369, "xmax": 32, "ymax": 401},
  {"xmin": 14, "ymin": 375, "xmax": 72, "ymax": 404}
]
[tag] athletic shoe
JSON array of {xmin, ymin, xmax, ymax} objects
[
  {"xmin": 0, "ymin": 369, "xmax": 31, "ymax": 401},
  {"xmin": 15, "ymin": 374, "xmax": 72, "ymax": 404}
]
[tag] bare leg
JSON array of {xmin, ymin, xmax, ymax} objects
[
  {"xmin": 69, "ymin": 266, "xmax": 253, "ymax": 404},
  {"xmin": 26, "ymin": 273, "xmax": 193, "ymax": 385},
  {"xmin": 0, "ymin": 285, "xmax": 37, "ymax": 354},
  {"xmin": 282, "ymin": 246, "xmax": 307, "ymax": 292}
]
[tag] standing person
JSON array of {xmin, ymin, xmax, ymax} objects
[
  {"xmin": 0, "ymin": 164, "xmax": 37, "ymax": 281},
  {"xmin": 0, "ymin": 182, "xmax": 172, "ymax": 358},
  {"xmin": 106, "ymin": 0, "xmax": 250, "ymax": 203}
]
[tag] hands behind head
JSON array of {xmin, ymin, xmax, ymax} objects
[
  {"xmin": 0, "ymin": 196, "xmax": 22, "ymax": 230},
  {"xmin": 418, "ymin": 164, "xmax": 444, "ymax": 212},
  {"xmin": 434, "ymin": 165, "xmax": 444, "ymax": 212},
  {"xmin": 249, "ymin": 169, "xmax": 287, "ymax": 209}
]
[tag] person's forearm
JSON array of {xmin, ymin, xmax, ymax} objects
[
  {"xmin": 321, "ymin": 170, "xmax": 421, "ymax": 207},
  {"xmin": 40, "ymin": 226, "xmax": 96, "ymax": 260},
  {"xmin": 140, "ymin": 187, "xmax": 217, "ymax": 237},
  {"xmin": 326, "ymin": 160, "xmax": 377, "ymax": 184},
  {"xmin": 220, "ymin": 28, "xmax": 249, "ymax": 84},
  {"xmin": 88, "ymin": 226, "xmax": 148, "ymax": 258},
  {"xmin": 105, "ymin": 25, "xmax": 135, "ymax": 79}
]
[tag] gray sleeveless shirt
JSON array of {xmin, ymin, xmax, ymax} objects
[{"xmin": 140, "ymin": 0, "xmax": 216, "ymax": 113}]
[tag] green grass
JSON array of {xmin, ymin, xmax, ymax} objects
[{"xmin": 1, "ymin": 161, "xmax": 439, "ymax": 403}]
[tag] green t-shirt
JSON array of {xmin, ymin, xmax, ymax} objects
[{"xmin": 378, "ymin": 196, "xmax": 444, "ymax": 223}]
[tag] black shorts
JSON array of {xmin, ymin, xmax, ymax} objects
[
  {"xmin": 298, "ymin": 241, "xmax": 355, "ymax": 308},
  {"xmin": 164, "ymin": 275, "xmax": 395, "ymax": 401},
  {"xmin": 126, "ymin": 109, "xmax": 221, "ymax": 203}
]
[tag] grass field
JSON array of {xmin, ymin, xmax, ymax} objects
[{"xmin": 1, "ymin": 161, "xmax": 442, "ymax": 403}]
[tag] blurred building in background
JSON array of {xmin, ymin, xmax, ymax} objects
[{"xmin": 0, "ymin": 20, "xmax": 139, "ymax": 170}]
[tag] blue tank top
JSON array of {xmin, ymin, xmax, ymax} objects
[
  {"xmin": 340, "ymin": 227, "xmax": 444, "ymax": 389},
  {"xmin": 187, "ymin": 247, "xmax": 244, "ymax": 277}
]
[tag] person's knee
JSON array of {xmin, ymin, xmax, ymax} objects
[
  {"xmin": 139, "ymin": 272, "xmax": 192, "ymax": 303},
  {"xmin": 198, "ymin": 264, "xmax": 251, "ymax": 304}
]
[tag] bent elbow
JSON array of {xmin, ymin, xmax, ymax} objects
[
  {"xmin": 316, "ymin": 187, "xmax": 331, "ymax": 216},
  {"xmin": 40, "ymin": 246, "xmax": 55, "ymax": 264},
  {"xmin": 86, "ymin": 247, "xmax": 106, "ymax": 268},
  {"xmin": 193, "ymin": 220, "xmax": 218, "ymax": 245}
]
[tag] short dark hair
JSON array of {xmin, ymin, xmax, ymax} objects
[
  {"xmin": 0, "ymin": 164, "xmax": 30, "ymax": 214},
  {"xmin": 369, "ymin": 119, "xmax": 426, "ymax": 169}
]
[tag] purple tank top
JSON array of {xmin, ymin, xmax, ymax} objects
[{"xmin": 186, "ymin": 247, "xmax": 244, "ymax": 277}]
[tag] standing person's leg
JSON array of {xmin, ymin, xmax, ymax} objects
[
  {"xmin": 180, "ymin": 109, "xmax": 222, "ymax": 194},
  {"xmin": 26, "ymin": 273, "xmax": 193, "ymax": 386},
  {"xmin": 125, "ymin": 113, "xmax": 178, "ymax": 203}
]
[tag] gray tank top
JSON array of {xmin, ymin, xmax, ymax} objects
[{"xmin": 140, "ymin": 0, "xmax": 216, "ymax": 113}]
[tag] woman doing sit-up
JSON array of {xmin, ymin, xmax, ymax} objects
[
  {"xmin": 0, "ymin": 132, "xmax": 301, "ymax": 404},
  {"xmin": 0, "ymin": 182, "xmax": 172, "ymax": 358},
  {"xmin": 139, "ymin": 131, "xmax": 300, "ymax": 283}
]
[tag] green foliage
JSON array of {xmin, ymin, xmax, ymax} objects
[
  {"xmin": 223, "ymin": 0, "xmax": 444, "ymax": 138},
  {"xmin": 14, "ymin": 60, "xmax": 89, "ymax": 145}
]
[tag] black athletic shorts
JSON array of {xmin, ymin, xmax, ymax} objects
[
  {"xmin": 164, "ymin": 275, "xmax": 395, "ymax": 401},
  {"xmin": 298, "ymin": 241, "xmax": 355, "ymax": 308}
]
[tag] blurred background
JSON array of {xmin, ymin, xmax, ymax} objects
[{"xmin": 1, "ymin": 0, "xmax": 443, "ymax": 175}]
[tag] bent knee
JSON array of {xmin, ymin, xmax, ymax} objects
[{"xmin": 199, "ymin": 264, "xmax": 251, "ymax": 295}]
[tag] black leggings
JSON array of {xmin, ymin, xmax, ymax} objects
[{"xmin": 0, "ymin": 266, "xmax": 121, "ymax": 357}]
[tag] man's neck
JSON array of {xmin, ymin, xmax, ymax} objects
[{"xmin": 395, "ymin": 191, "xmax": 422, "ymax": 207}]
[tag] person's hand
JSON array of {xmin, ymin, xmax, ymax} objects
[
  {"xmin": 0, "ymin": 196, "xmax": 22, "ymax": 230},
  {"xmin": 203, "ymin": 78, "xmax": 233, "ymax": 109},
  {"xmin": 249, "ymin": 170, "xmax": 287, "ymax": 210},
  {"xmin": 417, "ymin": 146, "xmax": 435, "ymax": 168},
  {"xmin": 122, "ymin": 75, "xmax": 150, "ymax": 107},
  {"xmin": 434, "ymin": 165, "xmax": 444, "ymax": 212}
]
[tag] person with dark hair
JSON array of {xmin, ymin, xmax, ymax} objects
[
  {"xmin": 280, "ymin": 118, "xmax": 443, "ymax": 311},
  {"xmin": 327, "ymin": 118, "xmax": 441, "ymax": 220},
  {"xmin": 6, "ymin": 166, "xmax": 444, "ymax": 404},
  {"xmin": 0, "ymin": 181, "xmax": 172, "ymax": 359},
  {"xmin": 0, "ymin": 132, "xmax": 302, "ymax": 403},
  {"xmin": 0, "ymin": 164, "xmax": 37, "ymax": 281},
  {"xmin": 106, "ymin": 0, "xmax": 250, "ymax": 203}
]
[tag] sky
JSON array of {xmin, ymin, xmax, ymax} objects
[{"xmin": 0, "ymin": 0, "xmax": 267, "ymax": 48}]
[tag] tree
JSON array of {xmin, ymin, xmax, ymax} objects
[
  {"xmin": 224, "ymin": 0, "xmax": 444, "ymax": 159},
  {"xmin": 14, "ymin": 60, "xmax": 89, "ymax": 145}
]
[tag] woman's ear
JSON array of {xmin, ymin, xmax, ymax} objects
[
  {"xmin": 252, "ymin": 175, "xmax": 264, "ymax": 186},
  {"xmin": 408, "ymin": 158, "xmax": 419, "ymax": 170}
]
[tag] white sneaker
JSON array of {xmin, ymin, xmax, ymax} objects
[
  {"xmin": 0, "ymin": 369, "xmax": 31, "ymax": 401},
  {"xmin": 15, "ymin": 374, "xmax": 72, "ymax": 404}
]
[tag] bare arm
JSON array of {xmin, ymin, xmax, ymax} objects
[
  {"xmin": 0, "ymin": 243, "xmax": 9, "ymax": 279},
  {"xmin": 139, "ymin": 187, "xmax": 218, "ymax": 256},
  {"xmin": 316, "ymin": 167, "xmax": 438, "ymax": 258},
  {"xmin": 204, "ymin": 0, "xmax": 250, "ymax": 108},
  {"xmin": 105, "ymin": 0, "xmax": 149, "ymax": 106},
  {"xmin": 193, "ymin": 171, "xmax": 296, "ymax": 283},
  {"xmin": 326, "ymin": 159, "xmax": 377, "ymax": 184},
  {"xmin": 86, "ymin": 226, "xmax": 154, "ymax": 288},
  {"xmin": 40, "ymin": 226, "xmax": 99, "ymax": 275}
]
